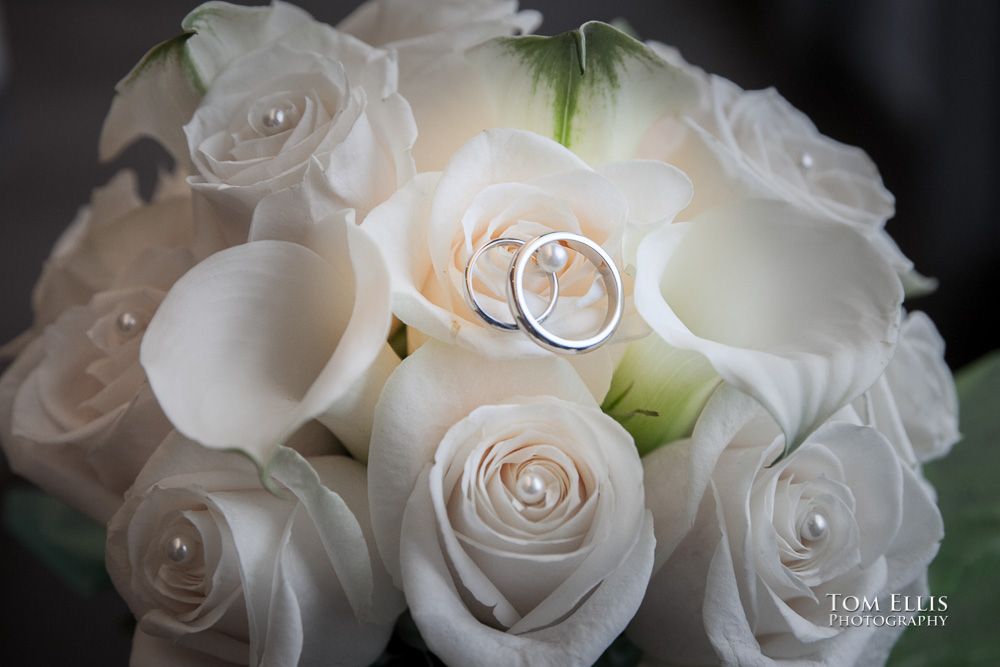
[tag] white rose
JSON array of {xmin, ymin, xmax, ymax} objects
[
  {"xmin": 107, "ymin": 433, "xmax": 403, "ymax": 667},
  {"xmin": 141, "ymin": 164, "xmax": 397, "ymax": 465},
  {"xmin": 362, "ymin": 128, "xmax": 691, "ymax": 395},
  {"xmin": 0, "ymin": 176, "xmax": 195, "ymax": 523},
  {"xmin": 99, "ymin": 1, "xmax": 416, "ymax": 247},
  {"xmin": 633, "ymin": 198, "xmax": 903, "ymax": 457},
  {"xmin": 1, "ymin": 169, "xmax": 191, "ymax": 356},
  {"xmin": 636, "ymin": 55, "xmax": 932, "ymax": 293},
  {"xmin": 854, "ymin": 310, "xmax": 960, "ymax": 466},
  {"xmin": 338, "ymin": 0, "xmax": 540, "ymax": 172},
  {"xmin": 629, "ymin": 387, "xmax": 943, "ymax": 665},
  {"xmin": 184, "ymin": 35, "xmax": 416, "ymax": 245},
  {"xmin": 636, "ymin": 49, "xmax": 893, "ymax": 228},
  {"xmin": 338, "ymin": 0, "xmax": 540, "ymax": 51},
  {"xmin": 367, "ymin": 341, "xmax": 654, "ymax": 666},
  {"xmin": 101, "ymin": 1, "xmax": 322, "ymax": 166}
]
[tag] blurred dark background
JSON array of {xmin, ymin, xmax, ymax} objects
[{"xmin": 0, "ymin": 0, "xmax": 996, "ymax": 663}]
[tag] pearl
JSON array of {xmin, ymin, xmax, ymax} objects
[
  {"xmin": 515, "ymin": 470, "xmax": 547, "ymax": 505},
  {"xmin": 799, "ymin": 151, "xmax": 815, "ymax": 170},
  {"xmin": 165, "ymin": 535, "xmax": 191, "ymax": 562},
  {"xmin": 801, "ymin": 511, "xmax": 828, "ymax": 542},
  {"xmin": 116, "ymin": 312, "xmax": 139, "ymax": 334},
  {"xmin": 535, "ymin": 242, "xmax": 569, "ymax": 273},
  {"xmin": 261, "ymin": 107, "xmax": 287, "ymax": 133}
]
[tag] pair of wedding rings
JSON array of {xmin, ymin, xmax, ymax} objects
[{"xmin": 462, "ymin": 231, "xmax": 623, "ymax": 354}]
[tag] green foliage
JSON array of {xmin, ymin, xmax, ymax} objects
[
  {"xmin": 888, "ymin": 351, "xmax": 1000, "ymax": 665},
  {"xmin": 3, "ymin": 486, "xmax": 111, "ymax": 596}
]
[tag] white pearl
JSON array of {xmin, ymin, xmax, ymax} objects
[
  {"xmin": 799, "ymin": 151, "xmax": 815, "ymax": 170},
  {"xmin": 515, "ymin": 470, "xmax": 547, "ymax": 505},
  {"xmin": 166, "ymin": 535, "xmax": 191, "ymax": 563},
  {"xmin": 535, "ymin": 242, "xmax": 569, "ymax": 273},
  {"xmin": 801, "ymin": 511, "xmax": 828, "ymax": 541},
  {"xmin": 261, "ymin": 107, "xmax": 287, "ymax": 132},
  {"xmin": 116, "ymin": 312, "xmax": 139, "ymax": 334}
]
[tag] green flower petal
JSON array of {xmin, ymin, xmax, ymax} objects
[
  {"xmin": 603, "ymin": 334, "xmax": 721, "ymax": 457},
  {"xmin": 471, "ymin": 21, "xmax": 697, "ymax": 164}
]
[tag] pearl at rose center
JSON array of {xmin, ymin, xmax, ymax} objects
[
  {"xmin": 166, "ymin": 535, "xmax": 193, "ymax": 563},
  {"xmin": 801, "ymin": 510, "xmax": 828, "ymax": 542},
  {"xmin": 514, "ymin": 465, "xmax": 548, "ymax": 505},
  {"xmin": 261, "ymin": 107, "xmax": 290, "ymax": 134},
  {"xmin": 117, "ymin": 312, "xmax": 139, "ymax": 334}
]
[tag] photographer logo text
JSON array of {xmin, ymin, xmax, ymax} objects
[{"xmin": 826, "ymin": 594, "xmax": 948, "ymax": 628}]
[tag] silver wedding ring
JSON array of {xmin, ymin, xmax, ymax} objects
[
  {"xmin": 463, "ymin": 232, "xmax": 623, "ymax": 354},
  {"xmin": 464, "ymin": 238, "xmax": 559, "ymax": 331}
]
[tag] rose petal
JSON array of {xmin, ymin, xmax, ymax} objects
[
  {"xmin": 402, "ymin": 466, "xmax": 655, "ymax": 667},
  {"xmin": 0, "ymin": 338, "xmax": 122, "ymax": 523},
  {"xmin": 640, "ymin": 383, "xmax": 760, "ymax": 567},
  {"xmin": 594, "ymin": 159, "xmax": 693, "ymax": 268},
  {"xmin": 130, "ymin": 628, "xmax": 242, "ymax": 667},
  {"xmin": 270, "ymin": 448, "xmax": 376, "ymax": 623},
  {"xmin": 883, "ymin": 311, "xmax": 960, "ymax": 462}
]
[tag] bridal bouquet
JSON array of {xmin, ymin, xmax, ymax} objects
[{"xmin": 0, "ymin": 1, "xmax": 962, "ymax": 665}]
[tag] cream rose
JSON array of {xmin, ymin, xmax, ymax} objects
[
  {"xmin": 636, "ymin": 50, "xmax": 932, "ymax": 293},
  {"xmin": 102, "ymin": 1, "xmax": 322, "ymax": 166},
  {"xmin": 338, "ymin": 0, "xmax": 540, "ymax": 172},
  {"xmin": 1, "ymin": 170, "xmax": 191, "ymax": 356},
  {"xmin": 107, "ymin": 433, "xmax": 403, "ymax": 667},
  {"xmin": 184, "ymin": 35, "xmax": 416, "ymax": 246},
  {"xmin": 362, "ymin": 128, "xmax": 691, "ymax": 395},
  {"xmin": 339, "ymin": 0, "xmax": 540, "ymax": 51},
  {"xmin": 367, "ymin": 341, "xmax": 654, "ymax": 666},
  {"xmin": 639, "ymin": 70, "xmax": 894, "ymax": 227},
  {"xmin": 854, "ymin": 310, "xmax": 960, "ymax": 466},
  {"xmin": 0, "ymin": 173, "xmax": 194, "ymax": 523},
  {"xmin": 99, "ymin": 1, "xmax": 416, "ymax": 247},
  {"xmin": 629, "ymin": 387, "xmax": 943, "ymax": 665}
]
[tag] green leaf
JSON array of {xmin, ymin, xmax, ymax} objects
[
  {"xmin": 3, "ymin": 487, "xmax": 111, "ymax": 596},
  {"xmin": 593, "ymin": 633, "xmax": 643, "ymax": 666},
  {"xmin": 888, "ymin": 350, "xmax": 1000, "ymax": 665},
  {"xmin": 603, "ymin": 334, "xmax": 721, "ymax": 457},
  {"xmin": 470, "ymin": 22, "xmax": 697, "ymax": 165}
]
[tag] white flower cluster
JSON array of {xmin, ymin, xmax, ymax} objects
[{"xmin": 0, "ymin": 1, "xmax": 958, "ymax": 666}]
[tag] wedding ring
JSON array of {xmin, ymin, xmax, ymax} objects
[
  {"xmin": 464, "ymin": 238, "xmax": 559, "ymax": 331},
  {"xmin": 508, "ymin": 232, "xmax": 623, "ymax": 354}
]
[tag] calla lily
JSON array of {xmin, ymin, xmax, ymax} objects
[
  {"xmin": 634, "ymin": 199, "xmax": 903, "ymax": 459},
  {"xmin": 602, "ymin": 333, "xmax": 721, "ymax": 456},
  {"xmin": 405, "ymin": 21, "xmax": 698, "ymax": 171},
  {"xmin": 468, "ymin": 22, "xmax": 698, "ymax": 166},
  {"xmin": 141, "ymin": 178, "xmax": 394, "ymax": 466}
]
